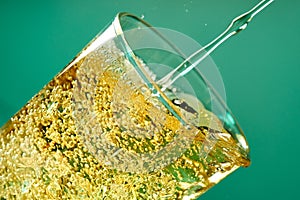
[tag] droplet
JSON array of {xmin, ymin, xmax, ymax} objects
[{"xmin": 141, "ymin": 14, "xmax": 145, "ymax": 19}]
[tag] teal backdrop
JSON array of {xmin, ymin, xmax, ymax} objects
[{"xmin": 0, "ymin": 0, "xmax": 299, "ymax": 199}]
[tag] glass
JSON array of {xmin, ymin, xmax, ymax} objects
[{"xmin": 0, "ymin": 1, "xmax": 273, "ymax": 198}]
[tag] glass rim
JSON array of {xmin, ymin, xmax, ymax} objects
[{"xmin": 113, "ymin": 12, "xmax": 250, "ymax": 157}]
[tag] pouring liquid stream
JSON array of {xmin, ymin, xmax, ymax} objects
[{"xmin": 157, "ymin": 0, "xmax": 274, "ymax": 91}]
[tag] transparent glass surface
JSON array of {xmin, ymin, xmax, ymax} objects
[{"xmin": 0, "ymin": 13, "xmax": 250, "ymax": 199}]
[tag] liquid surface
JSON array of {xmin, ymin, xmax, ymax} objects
[{"xmin": 0, "ymin": 41, "xmax": 249, "ymax": 199}]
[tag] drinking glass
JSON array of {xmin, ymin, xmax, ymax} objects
[{"xmin": 0, "ymin": 13, "xmax": 249, "ymax": 199}]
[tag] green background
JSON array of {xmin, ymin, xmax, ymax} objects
[{"xmin": 0, "ymin": 0, "xmax": 299, "ymax": 199}]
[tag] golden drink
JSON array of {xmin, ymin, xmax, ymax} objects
[{"xmin": 0, "ymin": 40, "xmax": 249, "ymax": 200}]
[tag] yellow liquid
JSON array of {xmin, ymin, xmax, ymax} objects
[{"xmin": 0, "ymin": 41, "xmax": 249, "ymax": 199}]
